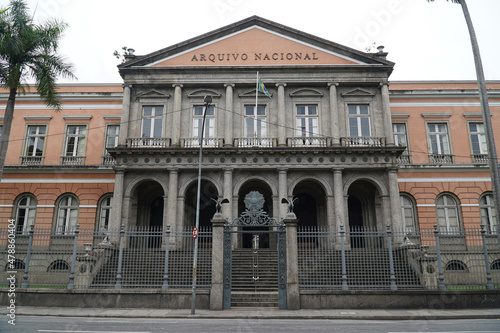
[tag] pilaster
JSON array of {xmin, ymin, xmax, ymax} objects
[
  {"xmin": 328, "ymin": 82, "xmax": 340, "ymax": 145},
  {"xmin": 172, "ymin": 84, "xmax": 183, "ymax": 145},
  {"xmin": 118, "ymin": 85, "xmax": 132, "ymax": 146},
  {"xmin": 224, "ymin": 84, "xmax": 235, "ymax": 147},
  {"xmin": 276, "ymin": 83, "xmax": 287, "ymax": 146}
]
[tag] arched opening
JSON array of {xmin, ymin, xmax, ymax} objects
[
  {"xmin": 133, "ymin": 180, "xmax": 164, "ymax": 248},
  {"xmin": 184, "ymin": 180, "xmax": 218, "ymax": 244},
  {"xmin": 292, "ymin": 180, "xmax": 327, "ymax": 247},
  {"xmin": 347, "ymin": 180, "xmax": 381, "ymax": 248},
  {"xmin": 238, "ymin": 180, "xmax": 273, "ymax": 248}
]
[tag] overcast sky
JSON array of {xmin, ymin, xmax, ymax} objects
[{"xmin": 24, "ymin": 0, "xmax": 500, "ymax": 83}]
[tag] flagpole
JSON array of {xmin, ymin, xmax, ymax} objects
[{"xmin": 255, "ymin": 71, "xmax": 259, "ymax": 138}]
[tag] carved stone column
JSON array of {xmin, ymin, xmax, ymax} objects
[
  {"xmin": 223, "ymin": 168, "xmax": 233, "ymax": 220},
  {"xmin": 388, "ymin": 167, "xmax": 403, "ymax": 230},
  {"xmin": 380, "ymin": 83, "xmax": 394, "ymax": 145},
  {"xmin": 328, "ymin": 83, "xmax": 340, "ymax": 145},
  {"xmin": 333, "ymin": 168, "xmax": 345, "ymax": 231},
  {"xmin": 276, "ymin": 83, "xmax": 287, "ymax": 146},
  {"xmin": 172, "ymin": 84, "xmax": 183, "ymax": 145},
  {"xmin": 278, "ymin": 168, "xmax": 288, "ymax": 219},
  {"xmin": 166, "ymin": 168, "xmax": 178, "ymax": 232},
  {"xmin": 224, "ymin": 84, "xmax": 234, "ymax": 147},
  {"xmin": 118, "ymin": 85, "xmax": 131, "ymax": 146},
  {"xmin": 110, "ymin": 168, "xmax": 125, "ymax": 236}
]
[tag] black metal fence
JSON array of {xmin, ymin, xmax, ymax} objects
[
  {"xmin": 298, "ymin": 225, "xmax": 500, "ymax": 291},
  {"xmin": 0, "ymin": 225, "xmax": 212, "ymax": 289}
]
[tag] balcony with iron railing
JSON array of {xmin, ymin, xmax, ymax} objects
[{"xmin": 20, "ymin": 156, "xmax": 44, "ymax": 166}]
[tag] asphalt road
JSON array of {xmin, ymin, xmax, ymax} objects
[{"xmin": 1, "ymin": 317, "xmax": 500, "ymax": 333}]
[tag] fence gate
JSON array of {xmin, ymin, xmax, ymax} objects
[{"xmin": 223, "ymin": 191, "xmax": 286, "ymax": 309}]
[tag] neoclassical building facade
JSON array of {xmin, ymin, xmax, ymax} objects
[{"xmin": 0, "ymin": 16, "xmax": 498, "ymax": 244}]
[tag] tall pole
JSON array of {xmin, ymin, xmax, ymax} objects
[
  {"xmin": 191, "ymin": 95, "xmax": 212, "ymax": 315},
  {"xmin": 461, "ymin": 0, "xmax": 500, "ymax": 228}
]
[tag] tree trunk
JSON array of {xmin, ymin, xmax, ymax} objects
[
  {"xmin": 461, "ymin": 0, "xmax": 500, "ymax": 228},
  {"xmin": 0, "ymin": 87, "xmax": 17, "ymax": 182}
]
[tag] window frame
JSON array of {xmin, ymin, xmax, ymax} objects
[
  {"xmin": 295, "ymin": 104, "xmax": 319, "ymax": 137},
  {"xmin": 244, "ymin": 105, "xmax": 268, "ymax": 138},
  {"xmin": 54, "ymin": 194, "xmax": 79, "ymax": 235},
  {"xmin": 479, "ymin": 192, "xmax": 496, "ymax": 233},
  {"xmin": 63, "ymin": 124, "xmax": 88, "ymax": 157},
  {"xmin": 24, "ymin": 124, "xmax": 47, "ymax": 157},
  {"xmin": 436, "ymin": 193, "xmax": 462, "ymax": 233},
  {"xmin": 14, "ymin": 193, "xmax": 37, "ymax": 234},
  {"xmin": 347, "ymin": 104, "xmax": 371, "ymax": 137},
  {"xmin": 468, "ymin": 121, "xmax": 488, "ymax": 155},
  {"xmin": 426, "ymin": 122, "xmax": 452, "ymax": 155},
  {"xmin": 400, "ymin": 193, "xmax": 418, "ymax": 233},
  {"xmin": 103, "ymin": 123, "xmax": 120, "ymax": 155},
  {"xmin": 192, "ymin": 105, "xmax": 215, "ymax": 138},
  {"xmin": 96, "ymin": 194, "xmax": 113, "ymax": 231},
  {"xmin": 141, "ymin": 106, "xmax": 164, "ymax": 138}
]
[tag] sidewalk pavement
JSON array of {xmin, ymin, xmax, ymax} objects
[{"xmin": 3, "ymin": 307, "xmax": 500, "ymax": 320}]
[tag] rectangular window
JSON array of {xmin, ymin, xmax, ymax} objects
[
  {"xmin": 105, "ymin": 124, "xmax": 120, "ymax": 153},
  {"xmin": 469, "ymin": 122, "xmax": 487, "ymax": 155},
  {"xmin": 348, "ymin": 105, "xmax": 370, "ymax": 137},
  {"xmin": 427, "ymin": 123, "xmax": 450, "ymax": 155},
  {"xmin": 192, "ymin": 105, "xmax": 215, "ymax": 138},
  {"xmin": 25, "ymin": 125, "xmax": 47, "ymax": 156},
  {"xmin": 296, "ymin": 105, "xmax": 318, "ymax": 137},
  {"xmin": 64, "ymin": 125, "xmax": 87, "ymax": 156},
  {"xmin": 141, "ymin": 106, "xmax": 163, "ymax": 138},
  {"xmin": 245, "ymin": 105, "xmax": 266, "ymax": 138}
]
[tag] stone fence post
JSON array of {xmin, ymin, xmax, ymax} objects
[
  {"xmin": 210, "ymin": 214, "xmax": 226, "ymax": 310},
  {"xmin": 284, "ymin": 216, "xmax": 300, "ymax": 310}
]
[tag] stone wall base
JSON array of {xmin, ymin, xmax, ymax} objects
[
  {"xmin": 0, "ymin": 289, "xmax": 210, "ymax": 309},
  {"xmin": 300, "ymin": 290, "xmax": 500, "ymax": 309}
]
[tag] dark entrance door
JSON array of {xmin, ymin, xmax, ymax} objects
[{"xmin": 348, "ymin": 196, "xmax": 364, "ymax": 248}]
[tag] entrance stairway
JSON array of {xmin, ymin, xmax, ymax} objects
[{"xmin": 231, "ymin": 249, "xmax": 280, "ymax": 307}]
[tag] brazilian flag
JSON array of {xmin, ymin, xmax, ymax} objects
[{"xmin": 258, "ymin": 78, "xmax": 272, "ymax": 98}]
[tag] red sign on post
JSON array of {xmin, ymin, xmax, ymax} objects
[{"xmin": 192, "ymin": 227, "xmax": 198, "ymax": 239}]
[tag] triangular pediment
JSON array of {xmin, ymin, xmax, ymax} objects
[
  {"xmin": 239, "ymin": 88, "xmax": 273, "ymax": 99},
  {"xmin": 120, "ymin": 16, "xmax": 393, "ymax": 70},
  {"xmin": 341, "ymin": 88, "xmax": 375, "ymax": 97},
  {"xmin": 187, "ymin": 89, "xmax": 221, "ymax": 99},
  {"xmin": 289, "ymin": 88, "xmax": 324, "ymax": 98},
  {"xmin": 135, "ymin": 90, "xmax": 170, "ymax": 99}
]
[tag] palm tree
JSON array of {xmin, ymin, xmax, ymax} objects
[
  {"xmin": 428, "ymin": 0, "xmax": 500, "ymax": 229},
  {"xmin": 0, "ymin": 0, "xmax": 75, "ymax": 181}
]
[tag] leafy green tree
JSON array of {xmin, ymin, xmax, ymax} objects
[
  {"xmin": 427, "ymin": 0, "xmax": 500, "ymax": 231},
  {"xmin": 0, "ymin": 0, "xmax": 75, "ymax": 181}
]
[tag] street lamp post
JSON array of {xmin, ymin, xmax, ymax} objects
[{"xmin": 191, "ymin": 95, "xmax": 212, "ymax": 315}]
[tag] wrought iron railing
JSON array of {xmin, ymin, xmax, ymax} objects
[
  {"xmin": 127, "ymin": 137, "xmax": 171, "ymax": 148},
  {"xmin": 297, "ymin": 225, "xmax": 499, "ymax": 291},
  {"xmin": 20, "ymin": 156, "xmax": 43, "ymax": 166},
  {"xmin": 0, "ymin": 225, "xmax": 212, "ymax": 289},
  {"xmin": 341, "ymin": 137, "xmax": 386, "ymax": 147}
]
